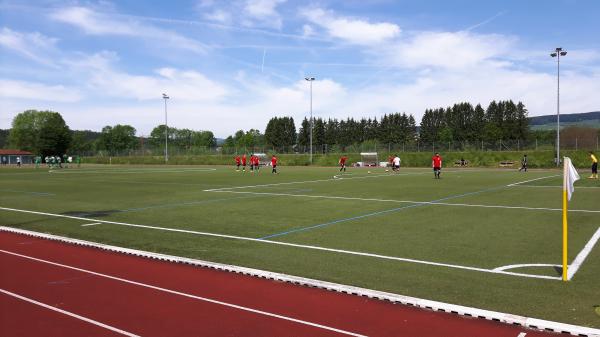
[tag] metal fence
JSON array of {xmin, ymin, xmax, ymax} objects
[{"xmin": 78, "ymin": 137, "xmax": 599, "ymax": 157}]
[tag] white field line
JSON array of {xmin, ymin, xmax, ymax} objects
[
  {"xmin": 0, "ymin": 249, "xmax": 366, "ymax": 337},
  {"xmin": 0, "ymin": 208, "xmax": 560, "ymax": 280},
  {"xmin": 567, "ymin": 226, "xmax": 600, "ymax": 280},
  {"xmin": 517, "ymin": 333, "xmax": 527, "ymax": 337},
  {"xmin": 493, "ymin": 264, "xmax": 560, "ymax": 272},
  {"xmin": 510, "ymin": 185, "xmax": 600, "ymax": 189},
  {"xmin": 81, "ymin": 223, "xmax": 102, "ymax": 227},
  {"xmin": 506, "ymin": 175, "xmax": 561, "ymax": 187},
  {"xmin": 2, "ymin": 227, "xmax": 599, "ymax": 337},
  {"xmin": 207, "ymin": 190, "xmax": 600, "ymax": 214},
  {"xmin": 50, "ymin": 168, "xmax": 217, "ymax": 174},
  {"xmin": 0, "ymin": 288, "xmax": 140, "ymax": 337},
  {"xmin": 203, "ymin": 169, "xmax": 499, "ymax": 192}
]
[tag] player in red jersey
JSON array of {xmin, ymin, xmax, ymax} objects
[
  {"xmin": 271, "ymin": 155, "xmax": 278, "ymax": 174},
  {"xmin": 432, "ymin": 153, "xmax": 442, "ymax": 179},
  {"xmin": 241, "ymin": 154, "xmax": 247, "ymax": 172},
  {"xmin": 249, "ymin": 154, "xmax": 255, "ymax": 172},
  {"xmin": 253, "ymin": 155, "xmax": 260, "ymax": 173},
  {"xmin": 339, "ymin": 155, "xmax": 348, "ymax": 172},
  {"xmin": 234, "ymin": 155, "xmax": 241, "ymax": 171}
]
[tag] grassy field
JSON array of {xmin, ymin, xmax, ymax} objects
[{"xmin": 1, "ymin": 164, "xmax": 599, "ymax": 328}]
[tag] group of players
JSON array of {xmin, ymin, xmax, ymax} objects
[
  {"xmin": 234, "ymin": 154, "xmax": 278, "ymax": 174},
  {"xmin": 232, "ymin": 151, "xmax": 599, "ymax": 180}
]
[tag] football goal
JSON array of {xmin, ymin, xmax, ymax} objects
[{"xmin": 359, "ymin": 152, "xmax": 379, "ymax": 167}]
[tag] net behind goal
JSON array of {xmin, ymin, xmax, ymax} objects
[{"xmin": 359, "ymin": 152, "xmax": 378, "ymax": 167}]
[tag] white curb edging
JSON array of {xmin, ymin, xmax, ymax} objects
[{"xmin": 1, "ymin": 226, "xmax": 599, "ymax": 337}]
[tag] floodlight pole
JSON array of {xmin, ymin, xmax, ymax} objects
[
  {"xmin": 305, "ymin": 77, "xmax": 315, "ymax": 163},
  {"xmin": 162, "ymin": 93, "xmax": 169, "ymax": 164},
  {"xmin": 551, "ymin": 48, "xmax": 567, "ymax": 167}
]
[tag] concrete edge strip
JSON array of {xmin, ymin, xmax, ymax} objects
[{"xmin": 1, "ymin": 226, "xmax": 598, "ymax": 337}]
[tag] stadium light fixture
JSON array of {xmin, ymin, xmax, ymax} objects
[
  {"xmin": 550, "ymin": 47, "xmax": 567, "ymax": 167},
  {"xmin": 305, "ymin": 77, "xmax": 315, "ymax": 163},
  {"xmin": 162, "ymin": 93, "xmax": 169, "ymax": 164}
]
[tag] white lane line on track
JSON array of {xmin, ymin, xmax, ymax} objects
[
  {"xmin": 0, "ymin": 288, "xmax": 140, "ymax": 337},
  {"xmin": 81, "ymin": 223, "xmax": 102, "ymax": 227},
  {"xmin": 0, "ymin": 249, "xmax": 368, "ymax": 337},
  {"xmin": 517, "ymin": 333, "xmax": 527, "ymax": 337},
  {"xmin": 567, "ymin": 226, "xmax": 600, "ymax": 280},
  {"xmin": 206, "ymin": 190, "xmax": 600, "ymax": 214},
  {"xmin": 0, "ymin": 208, "xmax": 562, "ymax": 280}
]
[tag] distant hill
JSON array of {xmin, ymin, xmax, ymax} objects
[{"xmin": 529, "ymin": 111, "xmax": 600, "ymax": 130}]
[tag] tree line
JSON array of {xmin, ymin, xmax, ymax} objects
[{"xmin": 7, "ymin": 110, "xmax": 215, "ymax": 156}]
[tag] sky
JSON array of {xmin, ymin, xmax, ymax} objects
[{"xmin": 1, "ymin": 0, "xmax": 599, "ymax": 138}]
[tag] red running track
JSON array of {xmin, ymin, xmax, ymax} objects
[{"xmin": 0, "ymin": 231, "xmax": 558, "ymax": 337}]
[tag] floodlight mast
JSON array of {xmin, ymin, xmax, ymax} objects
[
  {"xmin": 162, "ymin": 93, "xmax": 169, "ymax": 164},
  {"xmin": 551, "ymin": 48, "xmax": 567, "ymax": 167},
  {"xmin": 305, "ymin": 77, "xmax": 315, "ymax": 163}
]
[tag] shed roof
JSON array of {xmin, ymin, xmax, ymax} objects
[{"xmin": 0, "ymin": 149, "xmax": 34, "ymax": 155}]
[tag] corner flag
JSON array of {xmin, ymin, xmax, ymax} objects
[{"xmin": 562, "ymin": 157, "xmax": 579, "ymax": 281}]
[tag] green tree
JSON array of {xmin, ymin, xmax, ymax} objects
[
  {"xmin": 97, "ymin": 124, "xmax": 137, "ymax": 155},
  {"xmin": 9, "ymin": 110, "xmax": 71, "ymax": 156}
]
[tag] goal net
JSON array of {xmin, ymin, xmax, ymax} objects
[
  {"xmin": 359, "ymin": 152, "xmax": 378, "ymax": 167},
  {"xmin": 254, "ymin": 153, "xmax": 269, "ymax": 166}
]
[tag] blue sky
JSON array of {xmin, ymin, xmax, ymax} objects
[{"xmin": 1, "ymin": 0, "xmax": 599, "ymax": 137}]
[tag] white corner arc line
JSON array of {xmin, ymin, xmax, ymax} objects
[
  {"xmin": 567, "ymin": 226, "xmax": 600, "ymax": 280},
  {"xmin": 0, "ymin": 208, "xmax": 560, "ymax": 280},
  {"xmin": 2, "ymin": 227, "xmax": 599, "ymax": 337},
  {"xmin": 507, "ymin": 175, "xmax": 561, "ymax": 187},
  {"xmin": 493, "ymin": 264, "xmax": 561, "ymax": 272},
  {"xmin": 81, "ymin": 223, "xmax": 102, "ymax": 227},
  {"xmin": 0, "ymin": 249, "xmax": 366, "ymax": 337},
  {"xmin": 0, "ymin": 288, "xmax": 140, "ymax": 337}
]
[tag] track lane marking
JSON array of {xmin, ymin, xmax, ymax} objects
[
  {"xmin": 0, "ymin": 288, "xmax": 140, "ymax": 337},
  {"xmin": 0, "ymin": 249, "xmax": 368, "ymax": 337}
]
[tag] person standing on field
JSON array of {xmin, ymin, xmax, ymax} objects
[
  {"xmin": 590, "ymin": 151, "xmax": 598, "ymax": 179},
  {"xmin": 241, "ymin": 154, "xmax": 247, "ymax": 172},
  {"xmin": 234, "ymin": 155, "xmax": 241, "ymax": 171},
  {"xmin": 339, "ymin": 155, "xmax": 348, "ymax": 172},
  {"xmin": 393, "ymin": 155, "xmax": 401, "ymax": 171},
  {"xmin": 16, "ymin": 156, "xmax": 21, "ymax": 167},
  {"xmin": 519, "ymin": 154, "xmax": 528, "ymax": 172},
  {"xmin": 432, "ymin": 153, "xmax": 442, "ymax": 179},
  {"xmin": 271, "ymin": 155, "xmax": 278, "ymax": 174}
]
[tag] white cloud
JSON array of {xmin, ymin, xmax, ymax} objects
[
  {"xmin": 0, "ymin": 79, "xmax": 82, "ymax": 102},
  {"xmin": 50, "ymin": 6, "xmax": 207, "ymax": 54},
  {"xmin": 383, "ymin": 31, "xmax": 515, "ymax": 69},
  {"xmin": 204, "ymin": 9, "xmax": 232, "ymax": 24},
  {"xmin": 300, "ymin": 7, "xmax": 400, "ymax": 45},
  {"xmin": 65, "ymin": 52, "xmax": 228, "ymax": 102},
  {"xmin": 0, "ymin": 27, "xmax": 59, "ymax": 67},
  {"xmin": 199, "ymin": 0, "xmax": 286, "ymax": 29}
]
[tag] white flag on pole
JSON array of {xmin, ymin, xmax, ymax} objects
[{"xmin": 564, "ymin": 157, "xmax": 580, "ymax": 200}]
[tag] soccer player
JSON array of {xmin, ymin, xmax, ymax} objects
[
  {"xmin": 234, "ymin": 155, "xmax": 241, "ymax": 171},
  {"xmin": 519, "ymin": 154, "xmax": 528, "ymax": 172},
  {"xmin": 254, "ymin": 155, "xmax": 260, "ymax": 172},
  {"xmin": 241, "ymin": 154, "xmax": 247, "ymax": 172},
  {"xmin": 271, "ymin": 155, "xmax": 278, "ymax": 174},
  {"xmin": 432, "ymin": 153, "xmax": 442, "ymax": 179},
  {"xmin": 392, "ymin": 155, "xmax": 401, "ymax": 171},
  {"xmin": 16, "ymin": 156, "xmax": 21, "ymax": 167},
  {"xmin": 589, "ymin": 151, "xmax": 598, "ymax": 179},
  {"xmin": 339, "ymin": 155, "xmax": 348, "ymax": 172}
]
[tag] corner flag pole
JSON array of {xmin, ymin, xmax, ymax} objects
[{"xmin": 562, "ymin": 158, "xmax": 568, "ymax": 281}]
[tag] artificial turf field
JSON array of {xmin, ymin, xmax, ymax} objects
[{"xmin": 1, "ymin": 164, "xmax": 599, "ymax": 328}]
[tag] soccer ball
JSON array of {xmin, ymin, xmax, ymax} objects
[{"xmin": 368, "ymin": 171, "xmax": 371, "ymax": 174}]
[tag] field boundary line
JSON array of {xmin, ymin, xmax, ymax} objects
[
  {"xmin": 1, "ymin": 227, "xmax": 598, "ymax": 337},
  {"xmin": 507, "ymin": 175, "xmax": 561, "ymax": 187},
  {"xmin": 0, "ymin": 288, "xmax": 140, "ymax": 337},
  {"xmin": 209, "ymin": 190, "xmax": 600, "ymax": 214},
  {"xmin": 567, "ymin": 226, "xmax": 600, "ymax": 280},
  {"xmin": 0, "ymin": 248, "xmax": 366, "ymax": 337},
  {"xmin": 0, "ymin": 208, "xmax": 560, "ymax": 280}
]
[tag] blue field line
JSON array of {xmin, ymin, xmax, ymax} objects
[
  {"xmin": 258, "ymin": 185, "xmax": 505, "ymax": 240},
  {"xmin": 0, "ymin": 189, "xmax": 55, "ymax": 196}
]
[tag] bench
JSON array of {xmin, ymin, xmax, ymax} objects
[{"xmin": 499, "ymin": 161, "xmax": 515, "ymax": 167}]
